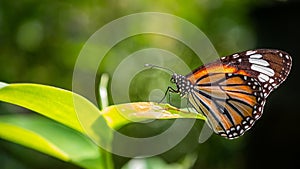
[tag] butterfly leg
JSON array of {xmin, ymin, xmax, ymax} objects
[{"xmin": 159, "ymin": 86, "xmax": 178, "ymax": 103}]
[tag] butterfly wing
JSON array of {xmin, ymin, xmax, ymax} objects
[
  {"xmin": 185, "ymin": 49, "xmax": 292, "ymax": 139},
  {"xmin": 188, "ymin": 49, "xmax": 292, "ymax": 97},
  {"xmin": 187, "ymin": 73, "xmax": 265, "ymax": 138}
]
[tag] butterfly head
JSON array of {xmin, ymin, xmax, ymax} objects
[{"xmin": 171, "ymin": 73, "xmax": 194, "ymax": 97}]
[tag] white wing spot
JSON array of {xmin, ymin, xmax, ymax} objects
[
  {"xmin": 251, "ymin": 64, "xmax": 275, "ymax": 77},
  {"xmin": 258, "ymin": 73, "xmax": 270, "ymax": 82},
  {"xmin": 233, "ymin": 54, "xmax": 239, "ymax": 59},
  {"xmin": 250, "ymin": 54, "xmax": 262, "ymax": 58},
  {"xmin": 249, "ymin": 58, "xmax": 270, "ymax": 66},
  {"xmin": 258, "ymin": 97, "xmax": 261, "ymax": 102},
  {"xmin": 246, "ymin": 50, "xmax": 256, "ymax": 55},
  {"xmin": 268, "ymin": 86, "xmax": 272, "ymax": 90},
  {"xmin": 254, "ymin": 114, "xmax": 260, "ymax": 119},
  {"xmin": 285, "ymin": 55, "xmax": 290, "ymax": 59}
]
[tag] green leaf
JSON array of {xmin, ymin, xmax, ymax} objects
[
  {"xmin": 101, "ymin": 102, "xmax": 206, "ymax": 130},
  {"xmin": 0, "ymin": 114, "xmax": 103, "ymax": 169},
  {"xmin": 0, "ymin": 82, "xmax": 205, "ymax": 168},
  {"xmin": 0, "ymin": 82, "xmax": 205, "ymax": 132},
  {"xmin": 0, "ymin": 82, "xmax": 101, "ymax": 133}
]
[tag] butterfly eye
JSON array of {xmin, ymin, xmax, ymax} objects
[{"xmin": 170, "ymin": 77, "xmax": 175, "ymax": 83}]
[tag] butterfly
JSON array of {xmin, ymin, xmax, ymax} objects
[{"xmin": 146, "ymin": 49, "xmax": 292, "ymax": 139}]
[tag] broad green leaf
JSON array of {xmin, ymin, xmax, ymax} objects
[
  {"xmin": 0, "ymin": 82, "xmax": 114, "ymax": 162},
  {"xmin": 0, "ymin": 82, "xmax": 206, "ymax": 165},
  {"xmin": 0, "ymin": 82, "xmax": 205, "ymax": 132},
  {"xmin": 0, "ymin": 82, "xmax": 101, "ymax": 133},
  {"xmin": 0, "ymin": 115, "xmax": 103, "ymax": 169}
]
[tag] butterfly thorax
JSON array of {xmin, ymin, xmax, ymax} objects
[{"xmin": 171, "ymin": 73, "xmax": 194, "ymax": 97}]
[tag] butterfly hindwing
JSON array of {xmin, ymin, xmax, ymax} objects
[{"xmin": 187, "ymin": 73, "xmax": 265, "ymax": 139}]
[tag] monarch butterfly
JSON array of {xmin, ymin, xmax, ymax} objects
[{"xmin": 146, "ymin": 49, "xmax": 292, "ymax": 139}]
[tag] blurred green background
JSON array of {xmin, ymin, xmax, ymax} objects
[{"xmin": 0, "ymin": 0, "xmax": 299, "ymax": 169}]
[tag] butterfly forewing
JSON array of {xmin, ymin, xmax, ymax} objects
[
  {"xmin": 175, "ymin": 49, "xmax": 292, "ymax": 139},
  {"xmin": 219, "ymin": 49, "xmax": 292, "ymax": 97}
]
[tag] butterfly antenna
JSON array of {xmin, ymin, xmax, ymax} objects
[{"xmin": 144, "ymin": 64, "xmax": 175, "ymax": 75}]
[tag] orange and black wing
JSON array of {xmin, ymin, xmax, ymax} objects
[
  {"xmin": 185, "ymin": 49, "xmax": 292, "ymax": 139},
  {"xmin": 188, "ymin": 49, "xmax": 292, "ymax": 97},
  {"xmin": 187, "ymin": 73, "xmax": 264, "ymax": 138}
]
